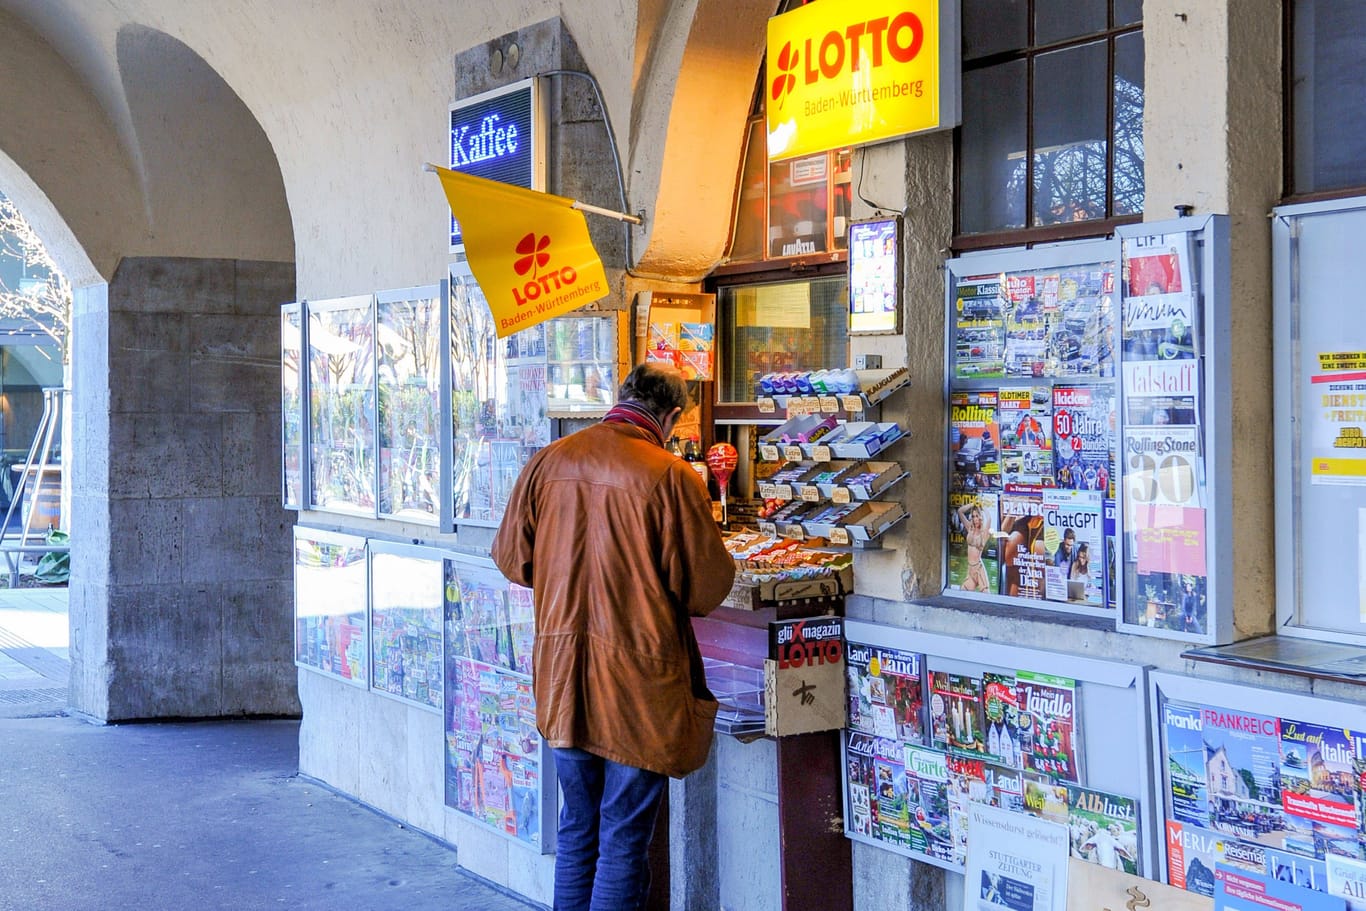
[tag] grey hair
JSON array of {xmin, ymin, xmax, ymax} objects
[{"xmin": 619, "ymin": 362, "xmax": 688, "ymax": 416}]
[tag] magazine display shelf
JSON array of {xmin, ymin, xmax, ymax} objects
[
  {"xmin": 1149, "ymin": 671, "xmax": 1366, "ymax": 903},
  {"xmin": 841, "ymin": 620, "xmax": 1157, "ymax": 885}
]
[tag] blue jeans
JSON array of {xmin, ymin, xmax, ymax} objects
[{"xmin": 553, "ymin": 748, "xmax": 667, "ymax": 911}]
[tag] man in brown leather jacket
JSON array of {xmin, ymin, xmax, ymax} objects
[{"xmin": 492, "ymin": 362, "xmax": 735, "ymax": 911}]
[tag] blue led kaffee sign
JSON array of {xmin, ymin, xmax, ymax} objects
[{"xmin": 449, "ymin": 78, "xmax": 542, "ymax": 249}]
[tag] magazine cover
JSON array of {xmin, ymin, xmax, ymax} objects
[
  {"xmin": 1327, "ymin": 854, "xmax": 1366, "ymax": 911},
  {"xmin": 930, "ymin": 671, "xmax": 952, "ymax": 751},
  {"xmin": 1042, "ymin": 488, "xmax": 1103, "ymax": 606},
  {"xmin": 1163, "ymin": 701, "xmax": 1210, "ymax": 827},
  {"xmin": 1122, "ymin": 233, "xmax": 1197, "ymax": 362},
  {"xmin": 1066, "ymin": 784, "xmax": 1140, "ymax": 875},
  {"xmin": 1053, "ymin": 267, "xmax": 1117, "ymax": 378},
  {"xmin": 1280, "ymin": 720, "xmax": 1361, "ymax": 858},
  {"xmin": 1123, "ymin": 359, "xmax": 1200, "ymax": 427},
  {"xmin": 1166, "ymin": 819, "xmax": 1222, "ymax": 896},
  {"xmin": 1024, "ymin": 777, "xmax": 1071, "ymax": 825},
  {"xmin": 1103, "ymin": 499, "xmax": 1118, "ymax": 612},
  {"xmin": 1267, "ymin": 846, "xmax": 1331, "ymax": 892},
  {"xmin": 954, "ymin": 275, "xmax": 1006, "ymax": 379},
  {"xmin": 906, "ymin": 745, "xmax": 956, "ymax": 862},
  {"xmin": 985, "ymin": 763, "xmax": 1033, "ymax": 814},
  {"xmin": 1016, "ymin": 671, "xmax": 1081, "ymax": 783},
  {"xmin": 1002, "ymin": 273, "xmax": 1050, "ymax": 379},
  {"xmin": 949, "ymin": 674, "xmax": 989, "ymax": 756},
  {"xmin": 998, "ymin": 386, "xmax": 1055, "ymax": 491},
  {"xmin": 846, "ymin": 732, "xmax": 878, "ymax": 839},
  {"xmin": 873, "ymin": 751, "xmax": 912, "ymax": 847},
  {"xmin": 949, "ymin": 491, "xmax": 1001, "ymax": 594},
  {"xmin": 1000, "ymin": 493, "xmax": 1047, "ymax": 601},
  {"xmin": 949, "ymin": 753, "xmax": 990, "ymax": 806},
  {"xmin": 951, "ymin": 390, "xmax": 1002, "ymax": 492},
  {"xmin": 1352, "ymin": 731, "xmax": 1366, "ymax": 841},
  {"xmin": 846, "ymin": 641, "xmax": 925, "ymax": 745},
  {"xmin": 983, "ymin": 672, "xmax": 1023, "ymax": 766},
  {"xmin": 1052, "ymin": 385, "xmax": 1114, "ymax": 495},
  {"xmin": 1198, "ymin": 707, "xmax": 1293, "ymax": 848}
]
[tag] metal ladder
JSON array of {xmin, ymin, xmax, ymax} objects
[{"xmin": 2, "ymin": 386, "xmax": 64, "ymax": 546}]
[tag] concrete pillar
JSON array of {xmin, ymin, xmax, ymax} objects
[
  {"xmin": 69, "ymin": 256, "xmax": 298, "ymax": 720},
  {"xmin": 1143, "ymin": 0, "xmax": 1282, "ymax": 637}
]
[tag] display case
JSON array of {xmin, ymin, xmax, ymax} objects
[
  {"xmin": 376, "ymin": 284, "xmax": 445, "ymax": 524},
  {"xmin": 943, "ymin": 217, "xmax": 1232, "ymax": 642},
  {"xmin": 843, "ymin": 620, "xmax": 1156, "ymax": 879},
  {"xmin": 307, "ymin": 294, "xmax": 377, "ymax": 516},
  {"xmin": 293, "ymin": 526, "xmax": 368, "ymax": 685},
  {"xmin": 1274, "ymin": 197, "xmax": 1366, "ymax": 643},
  {"xmin": 445, "ymin": 260, "xmax": 551, "ymax": 528},
  {"xmin": 368, "ymin": 541, "xmax": 444, "ymax": 710},
  {"xmin": 1150, "ymin": 671, "xmax": 1366, "ymax": 901},
  {"xmin": 545, "ymin": 312, "xmax": 618, "ymax": 417},
  {"xmin": 281, "ymin": 302, "xmax": 306, "ymax": 510},
  {"xmin": 442, "ymin": 553, "xmax": 553, "ymax": 852}
]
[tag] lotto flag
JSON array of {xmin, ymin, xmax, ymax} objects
[{"xmin": 430, "ymin": 164, "xmax": 609, "ymax": 337}]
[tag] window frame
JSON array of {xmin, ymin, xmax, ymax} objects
[
  {"xmin": 1282, "ymin": 0, "xmax": 1366, "ymax": 203},
  {"xmin": 953, "ymin": 1, "xmax": 1144, "ymax": 251}
]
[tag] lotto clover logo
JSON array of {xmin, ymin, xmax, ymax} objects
[
  {"xmin": 514, "ymin": 232, "xmax": 551, "ymax": 278},
  {"xmin": 770, "ymin": 42, "xmax": 798, "ymax": 108}
]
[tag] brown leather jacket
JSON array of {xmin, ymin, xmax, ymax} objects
[{"xmin": 492, "ymin": 421, "xmax": 736, "ymax": 778}]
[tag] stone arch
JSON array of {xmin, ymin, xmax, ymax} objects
[
  {"xmin": 628, "ymin": 0, "xmax": 774, "ymax": 281},
  {"xmin": 0, "ymin": 10, "xmax": 297, "ymax": 720}
]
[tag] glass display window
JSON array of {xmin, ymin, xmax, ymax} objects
[
  {"xmin": 1288, "ymin": 2, "xmax": 1366, "ymax": 197},
  {"xmin": 281, "ymin": 303, "xmax": 305, "ymax": 510},
  {"xmin": 1273, "ymin": 197, "xmax": 1366, "ymax": 642},
  {"xmin": 945, "ymin": 218, "xmax": 1232, "ymax": 642},
  {"xmin": 442, "ymin": 553, "xmax": 554, "ymax": 853},
  {"xmin": 717, "ymin": 275, "xmax": 850, "ymax": 404},
  {"xmin": 446, "ymin": 260, "xmax": 551, "ymax": 528},
  {"xmin": 376, "ymin": 285, "xmax": 444, "ymax": 524},
  {"xmin": 546, "ymin": 313, "xmax": 618, "ymax": 416},
  {"xmin": 307, "ymin": 294, "xmax": 377, "ymax": 516},
  {"xmin": 368, "ymin": 542, "xmax": 444, "ymax": 711},
  {"xmin": 293, "ymin": 527, "xmax": 368, "ymax": 685}
]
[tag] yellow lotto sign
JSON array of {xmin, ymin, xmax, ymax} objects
[
  {"xmin": 432, "ymin": 165, "xmax": 609, "ymax": 337},
  {"xmin": 766, "ymin": 0, "xmax": 952, "ymax": 161}
]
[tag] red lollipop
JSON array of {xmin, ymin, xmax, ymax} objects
[{"xmin": 706, "ymin": 443, "xmax": 739, "ymax": 523}]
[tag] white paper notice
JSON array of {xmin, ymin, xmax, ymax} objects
[{"xmin": 964, "ymin": 802, "xmax": 1070, "ymax": 911}]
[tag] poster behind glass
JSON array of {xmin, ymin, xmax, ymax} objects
[
  {"xmin": 546, "ymin": 314, "xmax": 617, "ymax": 414},
  {"xmin": 946, "ymin": 260, "xmax": 1119, "ymax": 615},
  {"xmin": 282, "ymin": 303, "xmax": 304, "ymax": 509},
  {"xmin": 376, "ymin": 286, "xmax": 443, "ymax": 523},
  {"xmin": 369, "ymin": 545, "xmax": 443, "ymax": 710},
  {"xmin": 449, "ymin": 261, "xmax": 551, "ymax": 526},
  {"xmin": 1118, "ymin": 233, "xmax": 1210, "ymax": 636},
  {"xmin": 443, "ymin": 555, "xmax": 552, "ymax": 852},
  {"xmin": 717, "ymin": 276, "xmax": 850, "ymax": 403},
  {"xmin": 293, "ymin": 527, "xmax": 368, "ymax": 685},
  {"xmin": 307, "ymin": 295, "xmax": 377, "ymax": 516}
]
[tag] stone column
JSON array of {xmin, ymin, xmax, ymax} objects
[{"xmin": 70, "ymin": 256, "xmax": 298, "ymax": 720}]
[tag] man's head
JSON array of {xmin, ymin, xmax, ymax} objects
[
  {"xmin": 1061, "ymin": 528, "xmax": 1075, "ymax": 552},
  {"xmin": 619, "ymin": 362, "xmax": 688, "ymax": 437}
]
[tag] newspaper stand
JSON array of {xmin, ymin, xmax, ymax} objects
[{"xmin": 696, "ymin": 586, "xmax": 854, "ymax": 911}]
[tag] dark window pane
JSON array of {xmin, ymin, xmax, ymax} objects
[
  {"xmin": 1292, "ymin": 0, "xmax": 1366, "ymax": 193},
  {"xmin": 960, "ymin": 60, "xmax": 1027, "ymax": 234},
  {"xmin": 1036, "ymin": 0, "xmax": 1106, "ymax": 44},
  {"xmin": 964, "ymin": 0, "xmax": 1027, "ymax": 59},
  {"xmin": 1114, "ymin": 0, "xmax": 1143, "ymax": 27},
  {"xmin": 1113, "ymin": 32, "xmax": 1145, "ymax": 215},
  {"xmin": 1032, "ymin": 41, "xmax": 1108, "ymax": 226},
  {"xmin": 729, "ymin": 120, "xmax": 767, "ymax": 262}
]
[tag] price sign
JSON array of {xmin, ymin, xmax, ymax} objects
[
  {"xmin": 800, "ymin": 485, "xmax": 821, "ymax": 502},
  {"xmin": 783, "ymin": 445, "xmax": 804, "ymax": 463},
  {"xmin": 759, "ymin": 521, "xmax": 777, "ymax": 536},
  {"xmin": 760, "ymin": 445, "xmax": 780, "ymax": 462},
  {"xmin": 830, "ymin": 527, "xmax": 851, "ymax": 545},
  {"xmin": 758, "ymin": 397, "xmax": 776, "ymax": 414},
  {"xmin": 819, "ymin": 396, "xmax": 840, "ymax": 413},
  {"xmin": 832, "ymin": 487, "xmax": 851, "ymax": 504},
  {"xmin": 783, "ymin": 524, "xmax": 806, "ymax": 541},
  {"xmin": 811, "ymin": 445, "xmax": 832, "ymax": 463},
  {"xmin": 841, "ymin": 395, "xmax": 864, "ymax": 413},
  {"xmin": 759, "ymin": 484, "xmax": 778, "ymax": 499},
  {"xmin": 773, "ymin": 484, "xmax": 794, "ymax": 500}
]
